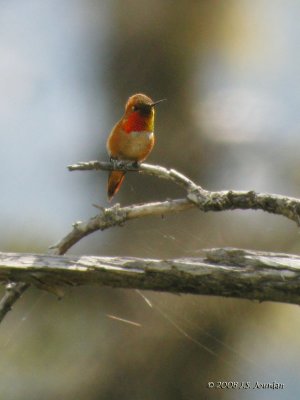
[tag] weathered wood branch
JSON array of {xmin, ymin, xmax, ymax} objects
[
  {"xmin": 68, "ymin": 160, "xmax": 199, "ymax": 191},
  {"xmin": 0, "ymin": 282, "xmax": 30, "ymax": 321},
  {"xmin": 2, "ymin": 160, "xmax": 300, "ymax": 324},
  {"xmin": 0, "ymin": 248, "xmax": 299, "ymax": 305},
  {"xmin": 47, "ymin": 161, "xmax": 300, "ymax": 257},
  {"xmin": 50, "ymin": 200, "xmax": 194, "ymax": 255},
  {"xmin": 69, "ymin": 161, "xmax": 300, "ymax": 226}
]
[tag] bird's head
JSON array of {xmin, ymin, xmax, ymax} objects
[{"xmin": 122, "ymin": 93, "xmax": 165, "ymax": 133}]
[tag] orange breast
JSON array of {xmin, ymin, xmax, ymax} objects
[{"xmin": 107, "ymin": 124, "xmax": 155, "ymax": 162}]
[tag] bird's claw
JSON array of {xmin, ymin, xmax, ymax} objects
[
  {"xmin": 132, "ymin": 161, "xmax": 140, "ymax": 169},
  {"xmin": 109, "ymin": 157, "xmax": 139, "ymax": 170},
  {"xmin": 109, "ymin": 157, "xmax": 117, "ymax": 168}
]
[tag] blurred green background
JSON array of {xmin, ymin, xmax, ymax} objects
[{"xmin": 0, "ymin": 1, "xmax": 300, "ymax": 399}]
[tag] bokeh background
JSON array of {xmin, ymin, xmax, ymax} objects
[{"xmin": 0, "ymin": 1, "xmax": 300, "ymax": 399}]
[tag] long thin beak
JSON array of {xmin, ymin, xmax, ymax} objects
[{"xmin": 150, "ymin": 98, "xmax": 167, "ymax": 107}]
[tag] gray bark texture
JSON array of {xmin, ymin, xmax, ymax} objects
[{"xmin": 0, "ymin": 247, "xmax": 299, "ymax": 305}]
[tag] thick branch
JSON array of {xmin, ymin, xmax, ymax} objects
[{"xmin": 0, "ymin": 248, "xmax": 299, "ymax": 305}]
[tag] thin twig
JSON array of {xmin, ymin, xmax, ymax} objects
[{"xmin": 68, "ymin": 160, "xmax": 199, "ymax": 191}]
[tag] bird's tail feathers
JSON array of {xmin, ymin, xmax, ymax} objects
[{"xmin": 107, "ymin": 171, "xmax": 126, "ymax": 201}]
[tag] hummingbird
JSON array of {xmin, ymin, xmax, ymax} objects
[{"xmin": 106, "ymin": 93, "xmax": 165, "ymax": 200}]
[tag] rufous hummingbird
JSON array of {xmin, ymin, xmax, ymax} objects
[{"xmin": 106, "ymin": 93, "xmax": 165, "ymax": 200}]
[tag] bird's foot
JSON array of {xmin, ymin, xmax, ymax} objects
[
  {"xmin": 131, "ymin": 161, "xmax": 140, "ymax": 169},
  {"xmin": 109, "ymin": 156, "xmax": 116, "ymax": 164},
  {"xmin": 109, "ymin": 157, "xmax": 121, "ymax": 169},
  {"xmin": 109, "ymin": 157, "xmax": 140, "ymax": 170}
]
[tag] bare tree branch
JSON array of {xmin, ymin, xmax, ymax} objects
[
  {"xmin": 68, "ymin": 160, "xmax": 199, "ymax": 191},
  {"xmin": 2, "ymin": 160, "xmax": 300, "ymax": 323},
  {"xmin": 50, "ymin": 200, "xmax": 194, "ymax": 255},
  {"xmin": 69, "ymin": 160, "xmax": 300, "ymax": 225},
  {"xmin": 0, "ymin": 283, "xmax": 30, "ymax": 321},
  {"xmin": 0, "ymin": 248, "xmax": 299, "ymax": 305}
]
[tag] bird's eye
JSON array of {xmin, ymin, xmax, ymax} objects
[{"xmin": 132, "ymin": 105, "xmax": 137, "ymax": 111}]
